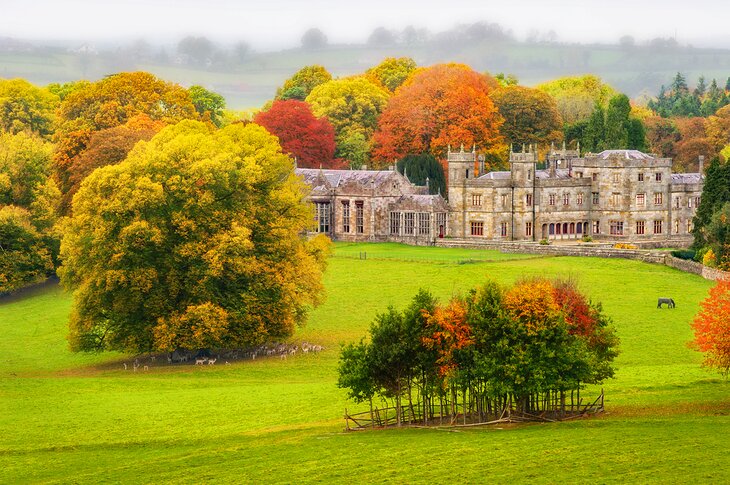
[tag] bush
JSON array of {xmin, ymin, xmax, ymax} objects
[
  {"xmin": 581, "ymin": 236, "xmax": 593, "ymax": 242},
  {"xmin": 539, "ymin": 238, "xmax": 550, "ymax": 245},
  {"xmin": 671, "ymin": 249, "xmax": 696, "ymax": 260},
  {"xmin": 613, "ymin": 243, "xmax": 638, "ymax": 249}
]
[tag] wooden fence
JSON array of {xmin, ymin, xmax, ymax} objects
[{"xmin": 344, "ymin": 389, "xmax": 604, "ymax": 430}]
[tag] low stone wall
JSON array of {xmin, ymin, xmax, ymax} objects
[
  {"xmin": 665, "ymin": 256, "xmax": 730, "ymax": 281},
  {"xmin": 436, "ymin": 238, "xmax": 667, "ymax": 264}
]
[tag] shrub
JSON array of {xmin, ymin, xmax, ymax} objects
[
  {"xmin": 671, "ymin": 249, "xmax": 696, "ymax": 260},
  {"xmin": 613, "ymin": 243, "xmax": 638, "ymax": 249},
  {"xmin": 581, "ymin": 235, "xmax": 593, "ymax": 242},
  {"xmin": 539, "ymin": 238, "xmax": 550, "ymax": 245}
]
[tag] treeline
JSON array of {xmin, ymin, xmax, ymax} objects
[{"xmin": 337, "ymin": 279, "xmax": 619, "ymax": 425}]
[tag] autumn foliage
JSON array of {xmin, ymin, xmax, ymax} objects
[
  {"xmin": 253, "ymin": 100, "xmax": 336, "ymax": 168},
  {"xmin": 371, "ymin": 64, "xmax": 504, "ymax": 163},
  {"xmin": 422, "ymin": 298, "xmax": 472, "ymax": 379},
  {"xmin": 690, "ymin": 278, "xmax": 730, "ymax": 377}
]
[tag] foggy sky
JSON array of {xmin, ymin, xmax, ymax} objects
[{"xmin": 2, "ymin": 0, "xmax": 730, "ymax": 49}]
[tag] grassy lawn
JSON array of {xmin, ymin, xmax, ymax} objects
[{"xmin": 1, "ymin": 243, "xmax": 728, "ymax": 483}]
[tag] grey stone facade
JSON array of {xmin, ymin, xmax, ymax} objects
[
  {"xmin": 297, "ymin": 147, "xmax": 703, "ymax": 246},
  {"xmin": 296, "ymin": 168, "xmax": 449, "ymax": 245},
  {"xmin": 447, "ymin": 146, "xmax": 704, "ymax": 244}
]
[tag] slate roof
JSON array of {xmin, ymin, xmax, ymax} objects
[
  {"xmin": 397, "ymin": 194, "xmax": 449, "ymax": 209},
  {"xmin": 295, "ymin": 168, "xmax": 395, "ymax": 189},
  {"xmin": 536, "ymin": 168, "xmax": 573, "ymax": 179},
  {"xmin": 478, "ymin": 171, "xmax": 511, "ymax": 180},
  {"xmin": 593, "ymin": 150, "xmax": 655, "ymax": 160},
  {"xmin": 671, "ymin": 173, "xmax": 702, "ymax": 184}
]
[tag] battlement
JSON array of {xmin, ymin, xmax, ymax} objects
[{"xmin": 447, "ymin": 144, "xmax": 476, "ymax": 163}]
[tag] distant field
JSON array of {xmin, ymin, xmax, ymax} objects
[
  {"xmin": 3, "ymin": 42, "xmax": 730, "ymax": 109},
  {"xmin": 1, "ymin": 243, "xmax": 728, "ymax": 483}
]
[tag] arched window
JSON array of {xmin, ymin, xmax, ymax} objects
[
  {"xmin": 577, "ymin": 222, "xmax": 583, "ymax": 234},
  {"xmin": 549, "ymin": 223, "xmax": 555, "ymax": 235},
  {"xmin": 569, "ymin": 222, "xmax": 575, "ymax": 234},
  {"xmin": 556, "ymin": 224, "xmax": 561, "ymax": 235},
  {"xmin": 563, "ymin": 223, "xmax": 568, "ymax": 234}
]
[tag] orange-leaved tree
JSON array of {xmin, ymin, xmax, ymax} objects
[
  {"xmin": 690, "ymin": 278, "xmax": 730, "ymax": 378},
  {"xmin": 371, "ymin": 63, "xmax": 504, "ymax": 164},
  {"xmin": 422, "ymin": 297, "xmax": 472, "ymax": 382},
  {"xmin": 503, "ymin": 279, "xmax": 560, "ymax": 335}
]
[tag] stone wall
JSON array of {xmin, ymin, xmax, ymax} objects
[
  {"xmin": 435, "ymin": 238, "xmax": 730, "ymax": 281},
  {"xmin": 664, "ymin": 256, "xmax": 730, "ymax": 281}
]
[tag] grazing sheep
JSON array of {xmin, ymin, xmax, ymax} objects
[
  {"xmin": 208, "ymin": 358, "xmax": 217, "ymax": 365},
  {"xmin": 195, "ymin": 358, "xmax": 207, "ymax": 365}
]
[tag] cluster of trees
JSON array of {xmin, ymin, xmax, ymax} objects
[
  {"xmin": 649, "ymin": 73, "xmax": 730, "ymax": 118},
  {"xmin": 338, "ymin": 279, "xmax": 619, "ymax": 425}
]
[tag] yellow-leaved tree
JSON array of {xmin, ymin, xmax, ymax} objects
[{"xmin": 59, "ymin": 120, "xmax": 330, "ymax": 353}]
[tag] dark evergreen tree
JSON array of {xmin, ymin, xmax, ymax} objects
[
  {"xmin": 396, "ymin": 153, "xmax": 446, "ymax": 196},
  {"xmin": 604, "ymin": 94, "xmax": 631, "ymax": 148},
  {"xmin": 584, "ymin": 104, "xmax": 606, "ymax": 152},
  {"xmin": 693, "ymin": 157, "xmax": 730, "ymax": 248},
  {"xmin": 627, "ymin": 118, "xmax": 648, "ymax": 151}
]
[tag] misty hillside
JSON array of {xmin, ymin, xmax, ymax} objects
[{"xmin": 2, "ymin": 36, "xmax": 730, "ymax": 109}]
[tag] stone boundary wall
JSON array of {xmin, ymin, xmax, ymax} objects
[
  {"xmin": 664, "ymin": 256, "xmax": 730, "ymax": 281},
  {"xmin": 435, "ymin": 238, "xmax": 730, "ymax": 280}
]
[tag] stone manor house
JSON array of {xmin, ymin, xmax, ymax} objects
[{"xmin": 296, "ymin": 145, "xmax": 704, "ymax": 246}]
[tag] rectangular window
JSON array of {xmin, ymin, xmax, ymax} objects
[
  {"xmin": 675, "ymin": 197, "xmax": 681, "ymax": 209},
  {"xmin": 636, "ymin": 193, "xmax": 645, "ymax": 207},
  {"xmin": 638, "ymin": 173, "xmax": 644, "ymax": 182},
  {"xmin": 609, "ymin": 220, "xmax": 624, "ymax": 236},
  {"xmin": 654, "ymin": 220, "xmax": 663, "ymax": 234},
  {"xmin": 355, "ymin": 201, "xmax": 364, "ymax": 234},
  {"xmin": 636, "ymin": 220, "xmax": 645, "ymax": 235},
  {"xmin": 527, "ymin": 169, "xmax": 532, "ymax": 181},
  {"xmin": 592, "ymin": 192, "xmax": 599, "ymax": 205},
  {"xmin": 341, "ymin": 201, "xmax": 350, "ymax": 233},
  {"xmin": 688, "ymin": 197, "xmax": 692, "ymax": 208},
  {"xmin": 563, "ymin": 193, "xmax": 570, "ymax": 206},
  {"xmin": 654, "ymin": 193, "xmax": 663, "ymax": 205},
  {"xmin": 687, "ymin": 220, "xmax": 692, "ymax": 233},
  {"xmin": 470, "ymin": 221, "xmax": 484, "ymax": 236},
  {"xmin": 593, "ymin": 220, "xmax": 600, "ymax": 234},
  {"xmin": 471, "ymin": 194, "xmax": 482, "ymax": 207},
  {"xmin": 404, "ymin": 212, "xmax": 415, "ymax": 235},
  {"xmin": 656, "ymin": 172, "xmax": 662, "ymax": 182},
  {"xmin": 418, "ymin": 213, "xmax": 430, "ymax": 236},
  {"xmin": 611, "ymin": 193, "xmax": 621, "ymax": 207},
  {"xmin": 674, "ymin": 220, "xmax": 680, "ymax": 234},
  {"xmin": 389, "ymin": 211, "xmax": 401, "ymax": 235},
  {"xmin": 436, "ymin": 213, "xmax": 447, "ymax": 237},
  {"xmin": 526, "ymin": 194, "xmax": 533, "ymax": 207},
  {"xmin": 613, "ymin": 173, "xmax": 620, "ymax": 183},
  {"xmin": 577, "ymin": 192, "xmax": 584, "ymax": 205},
  {"xmin": 695, "ymin": 196, "xmax": 701, "ymax": 208},
  {"xmin": 315, "ymin": 202, "xmax": 330, "ymax": 234},
  {"xmin": 525, "ymin": 221, "xmax": 532, "ymax": 237},
  {"xmin": 500, "ymin": 222, "xmax": 508, "ymax": 237},
  {"xmin": 501, "ymin": 194, "xmax": 508, "ymax": 207},
  {"xmin": 592, "ymin": 173, "xmax": 598, "ymax": 181},
  {"xmin": 576, "ymin": 171, "xmax": 583, "ymax": 178},
  {"xmin": 549, "ymin": 194, "xmax": 556, "ymax": 206}
]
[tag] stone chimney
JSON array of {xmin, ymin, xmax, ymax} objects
[
  {"xmin": 549, "ymin": 158, "xmax": 556, "ymax": 178},
  {"xmin": 699, "ymin": 155, "xmax": 705, "ymax": 177}
]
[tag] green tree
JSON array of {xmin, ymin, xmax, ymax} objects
[
  {"xmin": 188, "ymin": 85, "xmax": 226, "ymax": 127},
  {"xmin": 0, "ymin": 79, "xmax": 59, "ymax": 138},
  {"xmin": 536, "ymin": 75, "xmax": 617, "ymax": 124},
  {"xmin": 396, "ymin": 154, "xmax": 446, "ymax": 195},
  {"xmin": 59, "ymin": 120, "xmax": 330, "ymax": 353},
  {"xmin": 604, "ymin": 94, "xmax": 631, "ymax": 148},
  {"xmin": 693, "ymin": 157, "xmax": 730, "ymax": 248},
  {"xmin": 276, "ymin": 65, "xmax": 332, "ymax": 101},
  {"xmin": 0, "ymin": 206, "xmax": 55, "ymax": 292},
  {"xmin": 583, "ymin": 104, "xmax": 606, "ymax": 152}
]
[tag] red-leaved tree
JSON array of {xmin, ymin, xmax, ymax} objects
[
  {"xmin": 690, "ymin": 278, "xmax": 730, "ymax": 378},
  {"xmin": 371, "ymin": 63, "xmax": 504, "ymax": 164},
  {"xmin": 254, "ymin": 100, "xmax": 336, "ymax": 168}
]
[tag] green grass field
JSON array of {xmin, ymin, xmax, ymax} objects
[{"xmin": 1, "ymin": 243, "xmax": 728, "ymax": 483}]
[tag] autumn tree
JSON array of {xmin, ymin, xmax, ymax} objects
[
  {"xmin": 489, "ymin": 85, "xmax": 563, "ymax": 146},
  {"xmin": 276, "ymin": 65, "xmax": 332, "ymax": 101},
  {"xmin": 253, "ymin": 100, "xmax": 336, "ymax": 168},
  {"xmin": 306, "ymin": 77, "xmax": 390, "ymax": 165},
  {"xmin": 536, "ymin": 75, "xmax": 617, "ymax": 125},
  {"xmin": 59, "ymin": 120, "xmax": 330, "ymax": 353},
  {"xmin": 0, "ymin": 78, "xmax": 59, "ymax": 138},
  {"xmin": 706, "ymin": 104, "xmax": 730, "ymax": 151},
  {"xmin": 0, "ymin": 132, "xmax": 60, "ymax": 291},
  {"xmin": 371, "ymin": 64, "xmax": 504, "ymax": 165},
  {"xmin": 690, "ymin": 278, "xmax": 730, "ymax": 377},
  {"xmin": 365, "ymin": 57, "xmax": 417, "ymax": 92},
  {"xmin": 60, "ymin": 114, "xmax": 165, "ymax": 211},
  {"xmin": 54, "ymin": 72, "xmax": 197, "ymax": 207}
]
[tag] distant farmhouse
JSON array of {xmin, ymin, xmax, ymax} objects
[{"xmin": 296, "ymin": 146, "xmax": 703, "ymax": 246}]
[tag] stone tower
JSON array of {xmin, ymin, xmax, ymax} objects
[{"xmin": 509, "ymin": 144, "xmax": 538, "ymax": 240}]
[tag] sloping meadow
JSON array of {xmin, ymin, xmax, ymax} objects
[{"xmin": 1, "ymin": 243, "xmax": 728, "ymax": 483}]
